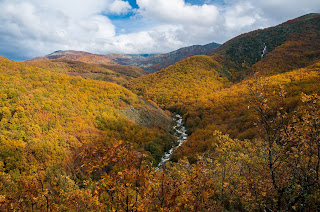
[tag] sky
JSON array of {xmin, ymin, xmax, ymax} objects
[{"xmin": 0, "ymin": 0, "xmax": 319, "ymax": 60}]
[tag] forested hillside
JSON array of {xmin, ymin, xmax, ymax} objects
[
  {"xmin": 1, "ymin": 13, "xmax": 320, "ymax": 211},
  {"xmin": 124, "ymin": 14, "xmax": 320, "ymax": 210},
  {"xmin": 210, "ymin": 13, "xmax": 320, "ymax": 80},
  {"xmin": 126, "ymin": 55, "xmax": 232, "ymax": 110},
  {"xmin": 127, "ymin": 13, "xmax": 320, "ymax": 141},
  {"xmin": 128, "ymin": 57, "xmax": 320, "ymax": 159},
  {"xmin": 0, "ymin": 56, "xmax": 185, "ymax": 210}
]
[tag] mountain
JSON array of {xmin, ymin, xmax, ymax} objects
[
  {"xmin": 2, "ymin": 14, "xmax": 320, "ymax": 212},
  {"xmin": 126, "ymin": 55, "xmax": 232, "ymax": 110},
  {"xmin": 125, "ymin": 14, "xmax": 320, "ymax": 210},
  {"xmin": 26, "ymin": 50, "xmax": 148, "ymax": 85},
  {"xmin": 27, "ymin": 42, "xmax": 220, "ymax": 76},
  {"xmin": 210, "ymin": 13, "xmax": 320, "ymax": 80},
  {"xmin": 106, "ymin": 42, "xmax": 220, "ymax": 73},
  {"xmin": 28, "ymin": 50, "xmax": 115, "ymax": 65},
  {"xmin": 0, "ymin": 55, "xmax": 174, "ymax": 163},
  {"xmin": 26, "ymin": 42, "xmax": 220, "ymax": 84},
  {"xmin": 127, "ymin": 13, "xmax": 320, "ymax": 156}
]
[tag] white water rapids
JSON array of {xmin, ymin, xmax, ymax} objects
[{"xmin": 157, "ymin": 114, "xmax": 188, "ymax": 168}]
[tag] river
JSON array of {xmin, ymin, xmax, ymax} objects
[{"xmin": 157, "ymin": 114, "xmax": 188, "ymax": 168}]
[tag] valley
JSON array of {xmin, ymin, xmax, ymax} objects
[
  {"xmin": 0, "ymin": 13, "xmax": 319, "ymax": 211},
  {"xmin": 158, "ymin": 114, "xmax": 187, "ymax": 168}
]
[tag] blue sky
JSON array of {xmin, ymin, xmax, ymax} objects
[
  {"xmin": 126, "ymin": 0, "xmax": 139, "ymax": 8},
  {"xmin": 0, "ymin": 0, "xmax": 319, "ymax": 61}
]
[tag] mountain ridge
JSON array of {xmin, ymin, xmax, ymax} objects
[
  {"xmin": 27, "ymin": 42, "xmax": 221, "ymax": 73},
  {"xmin": 1, "ymin": 13, "xmax": 320, "ymax": 211},
  {"xmin": 127, "ymin": 13, "xmax": 320, "ymax": 148},
  {"xmin": 105, "ymin": 42, "xmax": 220, "ymax": 73},
  {"xmin": 25, "ymin": 51, "xmax": 149, "ymax": 85},
  {"xmin": 209, "ymin": 13, "xmax": 320, "ymax": 80}
]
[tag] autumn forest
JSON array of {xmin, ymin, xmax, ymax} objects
[{"xmin": 0, "ymin": 13, "xmax": 320, "ymax": 211}]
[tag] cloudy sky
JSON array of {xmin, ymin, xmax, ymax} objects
[{"xmin": 0, "ymin": 0, "xmax": 319, "ymax": 60}]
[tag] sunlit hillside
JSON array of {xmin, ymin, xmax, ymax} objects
[
  {"xmin": 127, "ymin": 14, "xmax": 320, "ymax": 161},
  {"xmin": 0, "ymin": 56, "xmax": 177, "ymax": 207},
  {"xmin": 127, "ymin": 55, "xmax": 233, "ymax": 111}
]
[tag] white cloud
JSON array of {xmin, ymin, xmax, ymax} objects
[
  {"xmin": 109, "ymin": 0, "xmax": 132, "ymax": 14},
  {"xmin": 137, "ymin": 0, "xmax": 219, "ymax": 26},
  {"xmin": 0, "ymin": 0, "xmax": 117, "ymax": 59},
  {"xmin": 225, "ymin": 2, "xmax": 259, "ymax": 29},
  {"xmin": 253, "ymin": 0, "xmax": 320, "ymax": 24},
  {"xmin": 104, "ymin": 25, "xmax": 185, "ymax": 54},
  {"xmin": 0, "ymin": 0, "xmax": 319, "ymax": 60},
  {"xmin": 133, "ymin": 0, "xmax": 268, "ymax": 45},
  {"xmin": 132, "ymin": 0, "xmax": 319, "ymax": 47},
  {"xmin": 224, "ymin": 0, "xmax": 320, "ymax": 24}
]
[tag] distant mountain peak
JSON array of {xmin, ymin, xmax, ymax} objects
[
  {"xmin": 297, "ymin": 13, "xmax": 320, "ymax": 20},
  {"xmin": 105, "ymin": 42, "xmax": 221, "ymax": 73},
  {"xmin": 28, "ymin": 42, "xmax": 221, "ymax": 73},
  {"xmin": 46, "ymin": 50, "xmax": 92, "ymax": 57}
]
